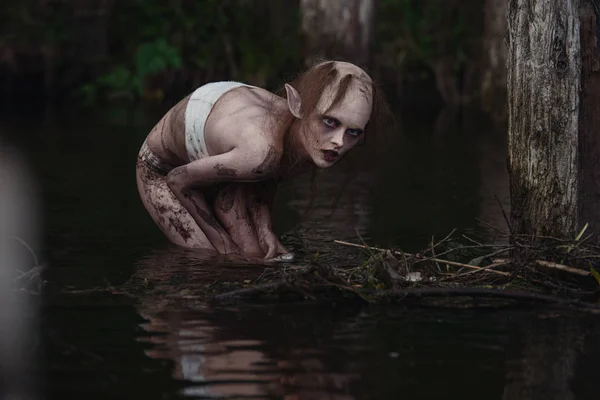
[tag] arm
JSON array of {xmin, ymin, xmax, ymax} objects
[{"xmin": 166, "ymin": 146, "xmax": 277, "ymax": 254}]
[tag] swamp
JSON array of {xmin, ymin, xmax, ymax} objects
[{"xmin": 1, "ymin": 1, "xmax": 600, "ymax": 399}]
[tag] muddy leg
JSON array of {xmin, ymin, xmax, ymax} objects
[
  {"xmin": 247, "ymin": 182, "xmax": 292, "ymax": 261},
  {"xmin": 213, "ymin": 183, "xmax": 263, "ymax": 256},
  {"xmin": 136, "ymin": 159, "xmax": 215, "ymax": 250}
]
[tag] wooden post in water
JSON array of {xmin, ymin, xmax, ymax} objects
[{"xmin": 507, "ymin": 0, "xmax": 600, "ymax": 242}]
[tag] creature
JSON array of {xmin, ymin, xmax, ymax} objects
[{"xmin": 135, "ymin": 60, "xmax": 390, "ymax": 262}]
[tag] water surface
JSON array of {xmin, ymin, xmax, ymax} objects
[{"xmin": 2, "ymin": 103, "xmax": 598, "ymax": 399}]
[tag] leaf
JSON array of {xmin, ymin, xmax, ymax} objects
[
  {"xmin": 468, "ymin": 256, "xmax": 486, "ymax": 267},
  {"xmin": 566, "ymin": 222, "xmax": 589, "ymax": 253},
  {"xmin": 575, "ymin": 223, "xmax": 589, "ymax": 242}
]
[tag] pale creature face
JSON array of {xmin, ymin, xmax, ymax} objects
[{"xmin": 285, "ymin": 62, "xmax": 373, "ymax": 168}]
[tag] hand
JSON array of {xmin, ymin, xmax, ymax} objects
[{"xmin": 261, "ymin": 232, "xmax": 290, "ymax": 260}]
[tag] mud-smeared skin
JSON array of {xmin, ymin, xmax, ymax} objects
[
  {"xmin": 216, "ymin": 184, "xmax": 236, "ymax": 214},
  {"xmin": 251, "ymin": 145, "xmax": 279, "ymax": 175},
  {"xmin": 137, "ymin": 158, "xmax": 196, "ymax": 243},
  {"xmin": 183, "ymin": 189, "xmax": 223, "ymax": 232},
  {"xmin": 357, "ymin": 82, "xmax": 372, "ymax": 101},
  {"xmin": 168, "ymin": 217, "xmax": 192, "ymax": 242},
  {"xmin": 214, "ymin": 163, "xmax": 237, "ymax": 177},
  {"xmin": 248, "ymin": 182, "xmax": 276, "ymax": 242},
  {"xmin": 213, "ymin": 184, "xmax": 264, "ymax": 255},
  {"xmin": 168, "ymin": 166, "xmax": 188, "ymax": 182}
]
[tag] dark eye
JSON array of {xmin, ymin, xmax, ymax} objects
[
  {"xmin": 346, "ymin": 129, "xmax": 363, "ymax": 137},
  {"xmin": 322, "ymin": 117, "xmax": 338, "ymax": 128}
]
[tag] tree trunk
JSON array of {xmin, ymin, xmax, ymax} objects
[
  {"xmin": 507, "ymin": 0, "xmax": 582, "ymax": 240},
  {"xmin": 481, "ymin": 0, "xmax": 509, "ymax": 119},
  {"xmin": 300, "ymin": 0, "xmax": 375, "ymax": 68},
  {"xmin": 578, "ymin": 0, "xmax": 600, "ymax": 243}
]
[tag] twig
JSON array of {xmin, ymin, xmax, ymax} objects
[
  {"xmin": 429, "ymin": 229, "xmax": 457, "ymax": 253},
  {"xmin": 441, "ymin": 261, "xmax": 510, "ymax": 280},
  {"xmin": 495, "ymin": 194, "xmax": 513, "ymax": 234},
  {"xmin": 334, "ymin": 240, "xmax": 511, "ymax": 277},
  {"xmin": 475, "ymin": 217, "xmax": 509, "ymax": 236},
  {"xmin": 511, "ymin": 233, "xmax": 581, "ymax": 242},
  {"xmin": 462, "ymin": 234, "xmax": 484, "ymax": 246},
  {"xmin": 12, "ymin": 236, "xmax": 40, "ymax": 266},
  {"xmin": 414, "ymin": 245, "xmax": 511, "ymax": 264},
  {"xmin": 13, "ymin": 266, "xmax": 42, "ymax": 282},
  {"xmin": 254, "ymin": 267, "xmax": 270, "ymax": 283},
  {"xmin": 535, "ymin": 260, "xmax": 590, "ymax": 277},
  {"xmin": 493, "ymin": 258, "xmax": 591, "ymax": 277},
  {"xmin": 431, "ymin": 235, "xmax": 441, "ymax": 273},
  {"xmin": 424, "ymin": 259, "xmax": 510, "ymax": 276},
  {"xmin": 354, "ymin": 228, "xmax": 373, "ymax": 255}
]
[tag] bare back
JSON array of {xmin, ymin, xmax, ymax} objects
[{"xmin": 145, "ymin": 85, "xmax": 287, "ymax": 172}]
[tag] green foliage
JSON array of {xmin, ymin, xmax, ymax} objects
[
  {"xmin": 80, "ymin": 38, "xmax": 183, "ymax": 103},
  {"xmin": 375, "ymin": 0, "xmax": 474, "ymax": 77},
  {"xmin": 1, "ymin": 0, "xmax": 479, "ymax": 104},
  {"xmin": 77, "ymin": 0, "xmax": 300, "ymax": 103}
]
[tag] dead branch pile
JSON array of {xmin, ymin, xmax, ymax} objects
[{"xmin": 209, "ymin": 227, "xmax": 600, "ymax": 310}]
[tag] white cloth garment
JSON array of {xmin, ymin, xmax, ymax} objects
[{"xmin": 184, "ymin": 81, "xmax": 254, "ymax": 161}]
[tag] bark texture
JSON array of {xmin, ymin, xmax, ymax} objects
[
  {"xmin": 507, "ymin": 0, "xmax": 581, "ymax": 238},
  {"xmin": 481, "ymin": 0, "xmax": 509, "ymax": 117},
  {"xmin": 300, "ymin": 0, "xmax": 375, "ymax": 67},
  {"xmin": 578, "ymin": 0, "xmax": 600, "ymax": 242}
]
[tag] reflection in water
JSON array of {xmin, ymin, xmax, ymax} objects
[
  {"xmin": 502, "ymin": 312, "xmax": 587, "ymax": 400},
  {"xmin": 131, "ymin": 292, "xmax": 600, "ymax": 400},
  {"xmin": 137, "ymin": 303, "xmax": 361, "ymax": 399},
  {"xmin": 129, "ymin": 246, "xmax": 361, "ymax": 399},
  {"xmin": 140, "ymin": 309, "xmax": 277, "ymax": 398}
]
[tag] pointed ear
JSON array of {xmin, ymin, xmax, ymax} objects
[{"xmin": 284, "ymin": 83, "xmax": 302, "ymax": 118}]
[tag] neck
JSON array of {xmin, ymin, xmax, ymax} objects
[
  {"xmin": 279, "ymin": 118, "xmax": 312, "ymax": 176},
  {"xmin": 269, "ymin": 96, "xmax": 313, "ymax": 175}
]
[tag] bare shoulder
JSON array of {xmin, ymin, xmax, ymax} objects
[{"xmin": 204, "ymin": 85, "xmax": 285, "ymax": 159}]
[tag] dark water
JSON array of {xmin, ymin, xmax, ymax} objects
[{"xmin": 2, "ymin": 103, "xmax": 599, "ymax": 399}]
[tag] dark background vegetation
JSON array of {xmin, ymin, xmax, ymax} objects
[{"xmin": 0, "ymin": 0, "xmax": 502, "ymax": 114}]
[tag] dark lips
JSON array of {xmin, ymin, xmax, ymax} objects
[{"xmin": 322, "ymin": 150, "xmax": 339, "ymax": 162}]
